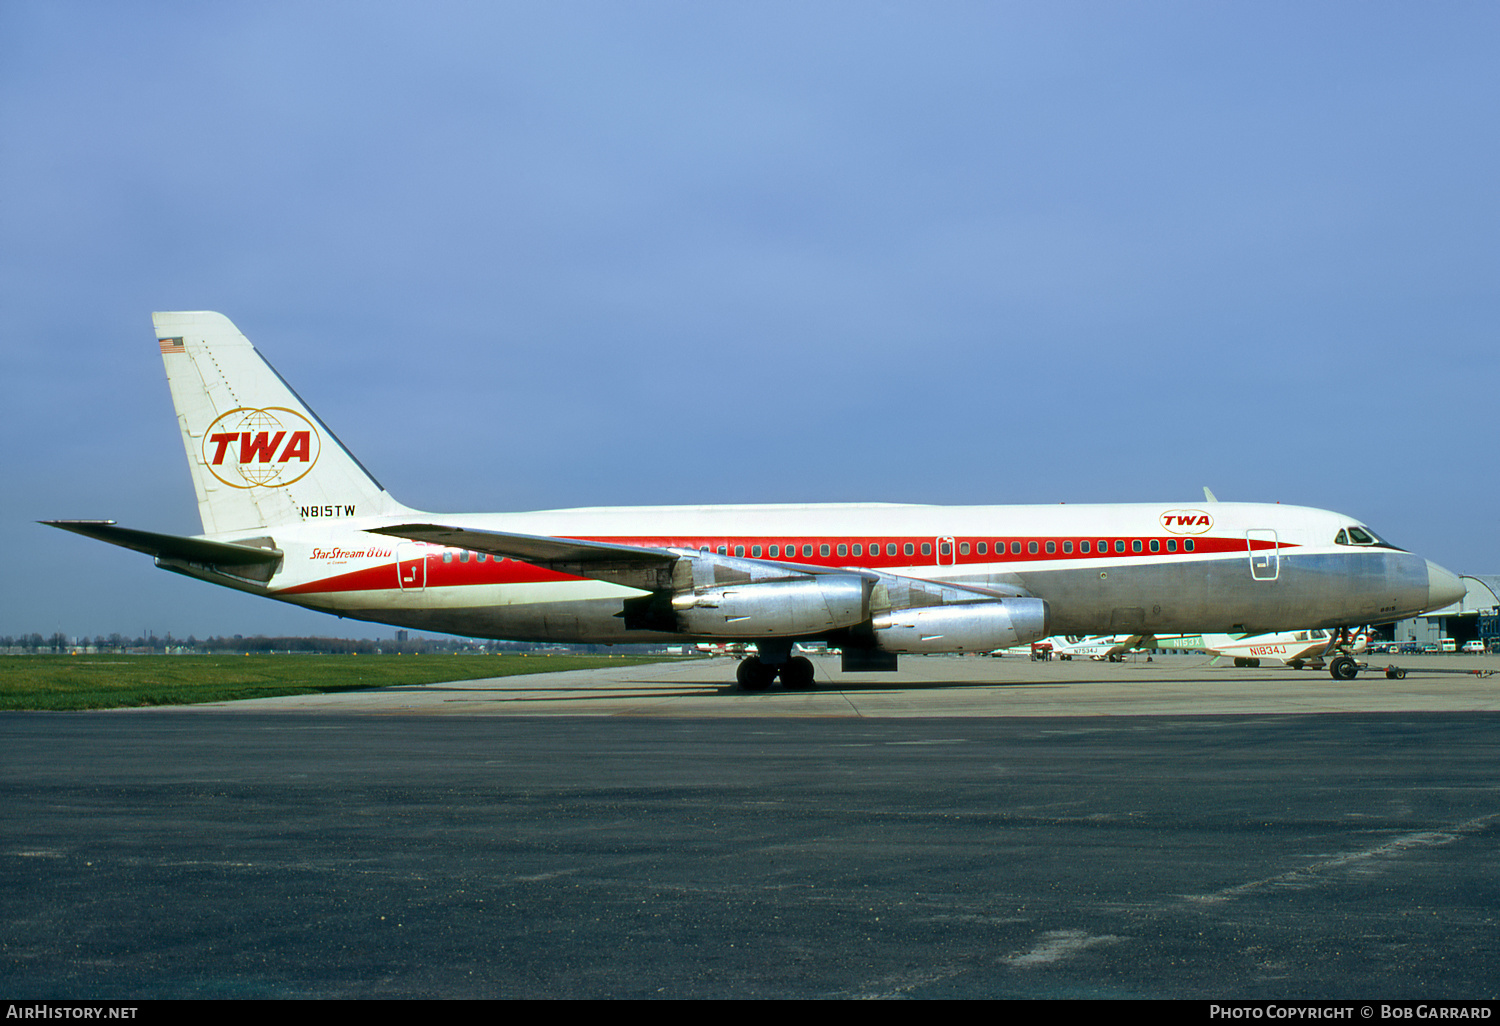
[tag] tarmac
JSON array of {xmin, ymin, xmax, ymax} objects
[
  {"xmin": 156, "ymin": 650, "xmax": 1500, "ymax": 717},
  {"xmin": 5, "ymin": 653, "xmax": 1499, "ymax": 999}
]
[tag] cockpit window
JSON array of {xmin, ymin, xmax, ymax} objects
[{"xmin": 1335, "ymin": 525, "xmax": 1402, "ymax": 549}]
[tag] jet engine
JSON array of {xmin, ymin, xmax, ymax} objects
[
  {"xmin": 872, "ymin": 598, "xmax": 1050, "ymax": 653},
  {"xmin": 671, "ymin": 573, "xmax": 870, "ymax": 637}
]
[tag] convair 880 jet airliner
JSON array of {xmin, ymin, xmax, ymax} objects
[{"xmin": 46, "ymin": 312, "xmax": 1466, "ymax": 689}]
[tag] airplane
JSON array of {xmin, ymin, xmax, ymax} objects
[
  {"xmin": 1041, "ymin": 635, "xmax": 1145, "ymax": 661},
  {"xmin": 1203, "ymin": 628, "xmax": 1371, "ymax": 670},
  {"xmin": 1037, "ymin": 633, "xmax": 1208, "ymax": 661},
  {"xmin": 45, "ymin": 312, "xmax": 1467, "ymax": 690}
]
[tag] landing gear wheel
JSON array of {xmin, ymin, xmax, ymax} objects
[
  {"xmin": 1330, "ymin": 655, "xmax": 1359, "ymax": 681},
  {"xmin": 781, "ymin": 656, "xmax": 817, "ymax": 690},
  {"xmin": 736, "ymin": 656, "xmax": 777, "ymax": 692}
]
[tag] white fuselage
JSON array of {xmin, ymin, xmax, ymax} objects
[{"xmin": 170, "ymin": 500, "xmax": 1452, "ymax": 645}]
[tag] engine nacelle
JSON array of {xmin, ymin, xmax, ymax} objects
[
  {"xmin": 672, "ymin": 574, "xmax": 870, "ymax": 637},
  {"xmin": 872, "ymin": 598, "xmax": 1050, "ymax": 654}
]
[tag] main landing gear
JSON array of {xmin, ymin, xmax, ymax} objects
[{"xmin": 735, "ymin": 653, "xmax": 817, "ymax": 691}]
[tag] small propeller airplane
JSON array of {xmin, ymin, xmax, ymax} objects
[{"xmin": 1203, "ymin": 628, "xmax": 1372, "ymax": 671}]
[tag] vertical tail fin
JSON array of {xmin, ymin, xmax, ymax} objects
[{"xmin": 154, "ymin": 311, "xmax": 412, "ymax": 535}]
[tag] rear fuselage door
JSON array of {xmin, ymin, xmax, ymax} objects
[{"xmin": 396, "ymin": 542, "xmax": 427, "ymax": 591}]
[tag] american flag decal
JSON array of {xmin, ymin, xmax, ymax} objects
[{"xmin": 159, "ymin": 337, "xmax": 185, "ymax": 354}]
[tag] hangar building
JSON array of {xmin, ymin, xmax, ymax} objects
[{"xmin": 1383, "ymin": 574, "xmax": 1500, "ymax": 652}]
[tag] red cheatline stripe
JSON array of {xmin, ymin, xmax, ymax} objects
[{"xmin": 278, "ymin": 535, "xmax": 1294, "ymax": 595}]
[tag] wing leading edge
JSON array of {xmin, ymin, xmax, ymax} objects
[{"xmin": 366, "ymin": 522, "xmax": 1032, "ymax": 602}]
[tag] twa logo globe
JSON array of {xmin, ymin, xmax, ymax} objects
[
  {"xmin": 1159, "ymin": 509, "xmax": 1214, "ymax": 535},
  {"xmin": 201, "ymin": 407, "xmax": 321, "ymax": 488}
]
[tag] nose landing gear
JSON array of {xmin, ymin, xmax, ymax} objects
[
  {"xmin": 1329, "ymin": 655, "xmax": 1359, "ymax": 681},
  {"xmin": 1328, "ymin": 628, "xmax": 1362, "ymax": 680}
]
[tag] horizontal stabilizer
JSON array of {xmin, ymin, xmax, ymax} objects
[{"xmin": 41, "ymin": 521, "xmax": 282, "ymax": 579}]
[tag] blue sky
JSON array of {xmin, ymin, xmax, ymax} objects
[{"xmin": 3, "ymin": 1, "xmax": 1496, "ymax": 639}]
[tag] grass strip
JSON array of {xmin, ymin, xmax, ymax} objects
[{"xmin": 0, "ymin": 653, "xmax": 687, "ymax": 711}]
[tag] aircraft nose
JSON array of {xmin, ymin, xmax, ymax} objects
[{"xmin": 1426, "ymin": 561, "xmax": 1466, "ymax": 611}]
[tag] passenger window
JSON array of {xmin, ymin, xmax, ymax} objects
[
  {"xmin": 887, "ymin": 543, "xmax": 897, "ymax": 556},
  {"xmin": 459, "ymin": 550, "xmax": 470, "ymax": 563},
  {"xmin": 1045, "ymin": 541, "xmax": 1055, "ymax": 554},
  {"xmin": 1149, "ymin": 540, "xmax": 1159, "ymax": 553},
  {"xmin": 769, "ymin": 545, "xmax": 779, "ymax": 557},
  {"xmin": 1115, "ymin": 540, "xmax": 1125, "ymax": 553},
  {"xmin": 443, "ymin": 551, "xmax": 453, "ymax": 563},
  {"xmin": 1184, "ymin": 540, "xmax": 1195, "ymax": 552},
  {"xmin": 977, "ymin": 542, "xmax": 987, "ymax": 555},
  {"xmin": 1062, "ymin": 541, "xmax": 1072, "ymax": 554},
  {"xmin": 1080, "ymin": 541, "xmax": 1090, "ymax": 554},
  {"xmin": 959, "ymin": 542, "xmax": 969, "ymax": 555},
  {"xmin": 802, "ymin": 544, "xmax": 813, "ymax": 557},
  {"xmin": 852, "ymin": 544, "xmax": 862, "ymax": 556},
  {"xmin": 1132, "ymin": 540, "xmax": 1142, "ymax": 553},
  {"xmin": 752, "ymin": 545, "xmax": 762, "ymax": 558},
  {"xmin": 921, "ymin": 542, "xmax": 932, "ymax": 556},
  {"xmin": 820, "ymin": 544, "xmax": 830, "ymax": 557},
  {"xmin": 734, "ymin": 545, "xmax": 744, "ymax": 557},
  {"xmin": 1167, "ymin": 539, "xmax": 1177, "ymax": 552},
  {"xmin": 939, "ymin": 541, "xmax": 951, "ymax": 556},
  {"xmin": 903, "ymin": 543, "xmax": 914, "ymax": 556},
  {"xmin": 837, "ymin": 543, "xmax": 847, "ymax": 557},
  {"xmin": 717, "ymin": 545, "xmax": 727, "ymax": 555},
  {"xmin": 1011, "ymin": 542, "xmax": 1022, "ymax": 555}
]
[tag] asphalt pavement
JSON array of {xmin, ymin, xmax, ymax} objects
[{"xmin": 3, "ymin": 654, "xmax": 1497, "ymax": 999}]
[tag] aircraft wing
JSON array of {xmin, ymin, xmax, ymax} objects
[
  {"xmin": 369, "ymin": 523, "xmax": 1030, "ymax": 602},
  {"xmin": 370, "ymin": 523, "xmax": 679, "ymax": 566}
]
